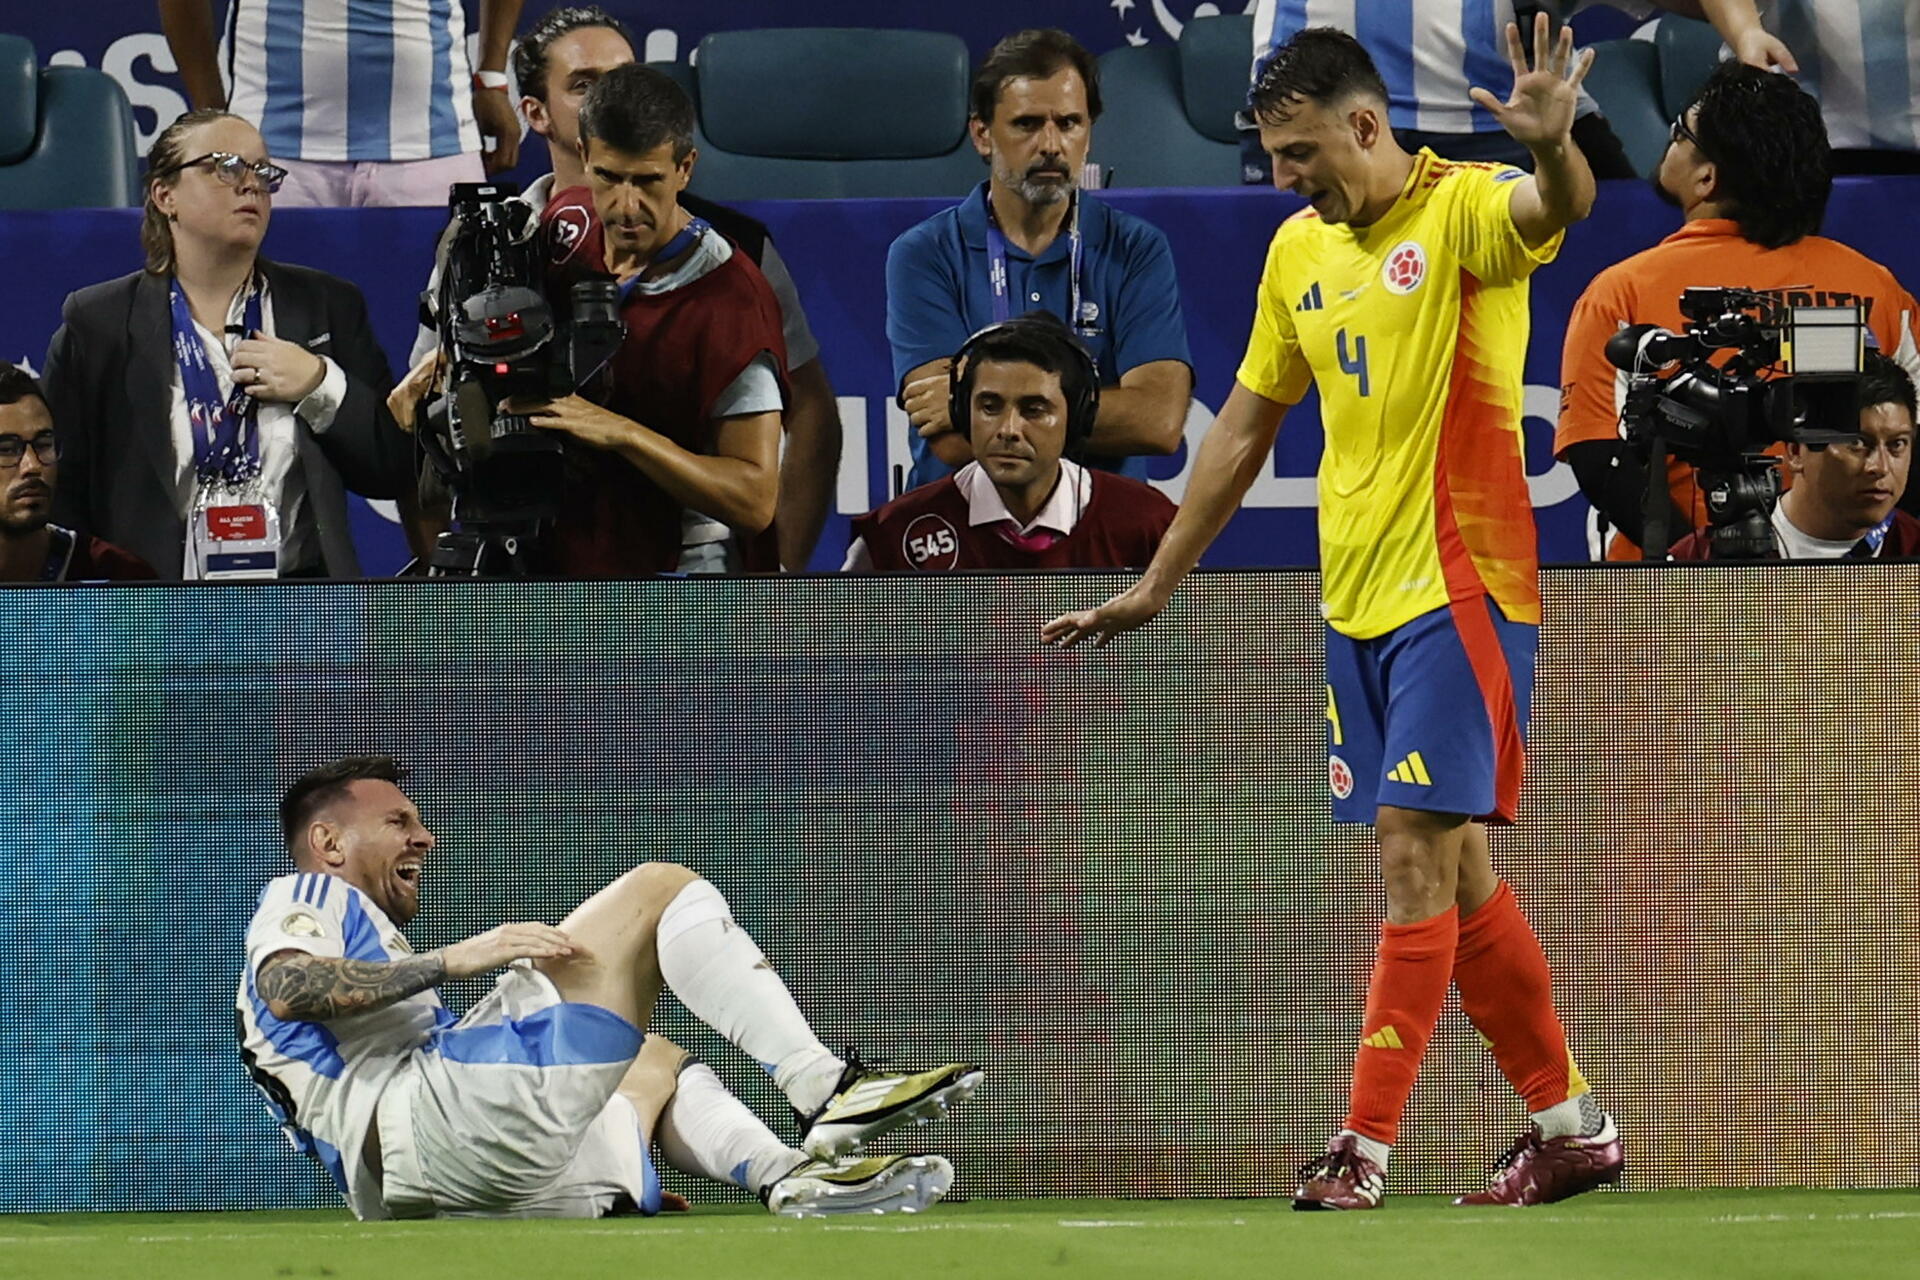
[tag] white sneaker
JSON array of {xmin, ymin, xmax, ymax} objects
[
  {"xmin": 797, "ymin": 1055, "xmax": 983, "ymax": 1160},
  {"xmin": 764, "ymin": 1153, "xmax": 955, "ymax": 1218}
]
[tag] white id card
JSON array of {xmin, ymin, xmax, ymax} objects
[{"xmin": 189, "ymin": 490, "xmax": 282, "ymax": 580}]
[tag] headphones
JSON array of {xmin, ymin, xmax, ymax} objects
[{"xmin": 947, "ymin": 314, "xmax": 1101, "ymax": 461}]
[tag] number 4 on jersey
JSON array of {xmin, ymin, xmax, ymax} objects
[{"xmin": 1337, "ymin": 328, "xmax": 1370, "ymax": 397}]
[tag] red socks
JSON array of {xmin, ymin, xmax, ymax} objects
[
  {"xmin": 1345, "ymin": 907, "xmax": 1459, "ymax": 1144},
  {"xmin": 1452, "ymin": 880, "xmax": 1586, "ymax": 1111}
]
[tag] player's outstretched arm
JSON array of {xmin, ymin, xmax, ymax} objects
[
  {"xmin": 256, "ymin": 922, "xmax": 578, "ymax": 1022},
  {"xmin": 1469, "ymin": 13, "xmax": 1597, "ymax": 247},
  {"xmin": 1042, "ymin": 380, "xmax": 1287, "ymax": 649}
]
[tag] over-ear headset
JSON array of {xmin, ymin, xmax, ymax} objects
[{"xmin": 947, "ymin": 313, "xmax": 1100, "ymax": 461}]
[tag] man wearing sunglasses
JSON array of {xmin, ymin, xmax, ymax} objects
[
  {"xmin": 0, "ymin": 364, "xmax": 154, "ymax": 583},
  {"xmin": 1556, "ymin": 61, "xmax": 1920, "ymax": 559}
]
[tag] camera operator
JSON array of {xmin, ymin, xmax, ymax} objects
[
  {"xmin": 1668, "ymin": 351, "xmax": 1918, "ymax": 560},
  {"xmin": 1555, "ymin": 62, "xmax": 1920, "ymax": 559},
  {"xmin": 406, "ymin": 64, "xmax": 783, "ymax": 577},
  {"xmin": 404, "ymin": 5, "xmax": 840, "ymax": 571}
]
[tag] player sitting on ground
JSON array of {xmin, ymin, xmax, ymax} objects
[{"xmin": 236, "ymin": 755, "xmax": 980, "ymax": 1219}]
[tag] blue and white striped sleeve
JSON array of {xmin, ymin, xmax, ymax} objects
[{"xmin": 245, "ymin": 873, "xmax": 352, "ymax": 974}]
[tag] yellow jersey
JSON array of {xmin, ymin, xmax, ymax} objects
[{"xmin": 1237, "ymin": 149, "xmax": 1558, "ymax": 639}]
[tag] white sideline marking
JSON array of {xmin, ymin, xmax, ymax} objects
[{"xmin": 8, "ymin": 1207, "xmax": 1920, "ymax": 1246}]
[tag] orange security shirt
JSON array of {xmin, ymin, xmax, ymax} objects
[{"xmin": 1556, "ymin": 219, "xmax": 1920, "ymax": 558}]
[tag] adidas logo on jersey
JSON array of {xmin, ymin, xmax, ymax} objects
[
  {"xmin": 1295, "ymin": 282, "xmax": 1325, "ymax": 312},
  {"xmin": 1385, "ymin": 751, "xmax": 1432, "ymax": 786},
  {"xmin": 1362, "ymin": 1026, "xmax": 1405, "ymax": 1050}
]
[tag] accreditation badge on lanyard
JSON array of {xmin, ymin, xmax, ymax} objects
[
  {"xmin": 172, "ymin": 278, "xmax": 282, "ymax": 580},
  {"xmin": 984, "ymin": 193, "xmax": 1098, "ymax": 339}
]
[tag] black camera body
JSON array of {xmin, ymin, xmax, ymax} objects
[
  {"xmin": 1607, "ymin": 287, "xmax": 1865, "ymax": 559},
  {"xmin": 419, "ymin": 182, "xmax": 625, "ymax": 574}
]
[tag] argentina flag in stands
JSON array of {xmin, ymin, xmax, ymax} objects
[
  {"xmin": 1762, "ymin": 0, "xmax": 1920, "ymax": 151},
  {"xmin": 224, "ymin": 0, "xmax": 481, "ymax": 162},
  {"xmin": 1252, "ymin": 0, "xmax": 1525, "ymax": 134}
]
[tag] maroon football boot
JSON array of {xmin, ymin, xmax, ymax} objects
[
  {"xmin": 1453, "ymin": 1115, "xmax": 1623, "ymax": 1207},
  {"xmin": 1292, "ymin": 1133, "xmax": 1387, "ymax": 1211}
]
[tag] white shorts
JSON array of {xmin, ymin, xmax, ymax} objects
[
  {"xmin": 375, "ymin": 963, "xmax": 661, "ymax": 1218},
  {"xmin": 274, "ymin": 153, "xmax": 485, "ymax": 208}
]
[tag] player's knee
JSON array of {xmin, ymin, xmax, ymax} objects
[
  {"xmin": 636, "ymin": 1034, "xmax": 693, "ymax": 1077},
  {"xmin": 1377, "ymin": 826, "xmax": 1457, "ymax": 917},
  {"xmin": 617, "ymin": 860, "xmax": 700, "ymax": 908}
]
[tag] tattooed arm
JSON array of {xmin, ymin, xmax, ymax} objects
[
  {"xmin": 256, "ymin": 950, "xmax": 450, "ymax": 1022},
  {"xmin": 254, "ymin": 920, "xmax": 582, "ymax": 1023}
]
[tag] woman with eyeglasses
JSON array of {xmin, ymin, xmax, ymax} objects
[{"xmin": 40, "ymin": 109, "xmax": 417, "ymax": 579}]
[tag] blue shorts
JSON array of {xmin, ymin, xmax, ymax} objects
[{"xmin": 1324, "ymin": 596, "xmax": 1536, "ymax": 825}]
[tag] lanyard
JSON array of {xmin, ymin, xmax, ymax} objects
[
  {"xmin": 983, "ymin": 191, "xmax": 1085, "ymax": 333},
  {"xmin": 1857, "ymin": 512, "xmax": 1897, "ymax": 557},
  {"xmin": 170, "ymin": 277, "xmax": 265, "ymax": 485},
  {"xmin": 615, "ymin": 217, "xmax": 710, "ymax": 306}
]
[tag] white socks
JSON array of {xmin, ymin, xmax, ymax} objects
[
  {"xmin": 1533, "ymin": 1092, "xmax": 1608, "ymax": 1140},
  {"xmin": 655, "ymin": 879, "xmax": 845, "ymax": 1113},
  {"xmin": 654, "ymin": 1061, "xmax": 808, "ymax": 1195},
  {"xmin": 1340, "ymin": 1129, "xmax": 1392, "ymax": 1170}
]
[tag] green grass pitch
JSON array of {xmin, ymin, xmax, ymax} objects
[{"xmin": 4, "ymin": 1192, "xmax": 1917, "ymax": 1280}]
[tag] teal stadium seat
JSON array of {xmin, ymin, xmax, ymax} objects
[
  {"xmin": 1584, "ymin": 39, "xmax": 1669, "ymax": 176},
  {"xmin": 1095, "ymin": 14, "xmax": 1249, "ymax": 188},
  {"xmin": 1653, "ymin": 14, "xmax": 1726, "ymax": 125},
  {"xmin": 681, "ymin": 29, "xmax": 981, "ymax": 201},
  {"xmin": 0, "ymin": 34, "xmax": 139, "ymax": 209},
  {"xmin": 1579, "ymin": 16, "xmax": 1727, "ymax": 179}
]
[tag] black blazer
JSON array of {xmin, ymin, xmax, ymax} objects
[{"xmin": 41, "ymin": 260, "xmax": 413, "ymax": 578}]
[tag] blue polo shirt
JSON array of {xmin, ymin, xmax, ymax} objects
[{"xmin": 886, "ymin": 183, "xmax": 1192, "ymax": 490}]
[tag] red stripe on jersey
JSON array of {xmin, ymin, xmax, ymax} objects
[{"xmin": 1433, "ymin": 271, "xmax": 1541, "ymax": 623}]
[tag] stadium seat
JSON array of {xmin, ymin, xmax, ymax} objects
[
  {"xmin": 1095, "ymin": 14, "xmax": 1249, "ymax": 188},
  {"xmin": 1583, "ymin": 39, "xmax": 1669, "ymax": 177},
  {"xmin": 0, "ymin": 34, "xmax": 139, "ymax": 210},
  {"xmin": 1654, "ymin": 14, "xmax": 1726, "ymax": 121},
  {"xmin": 682, "ymin": 29, "xmax": 981, "ymax": 201}
]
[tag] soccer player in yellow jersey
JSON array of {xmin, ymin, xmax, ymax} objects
[{"xmin": 1044, "ymin": 18, "xmax": 1619, "ymax": 1210}]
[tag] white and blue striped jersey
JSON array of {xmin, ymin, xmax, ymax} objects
[
  {"xmin": 224, "ymin": 0, "xmax": 481, "ymax": 163},
  {"xmin": 1250, "ymin": 1, "xmax": 1627, "ymax": 134},
  {"xmin": 235, "ymin": 871, "xmax": 452, "ymax": 1219},
  {"xmin": 1759, "ymin": 1, "xmax": 1920, "ymax": 151}
]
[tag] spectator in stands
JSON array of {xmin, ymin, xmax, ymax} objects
[
  {"xmin": 1557, "ymin": 62, "xmax": 1920, "ymax": 558},
  {"xmin": 1670, "ymin": 352, "xmax": 1919, "ymax": 559},
  {"xmin": 41, "ymin": 110, "xmax": 416, "ymax": 580},
  {"xmin": 0, "ymin": 364, "xmax": 154, "ymax": 583},
  {"xmin": 845, "ymin": 314, "xmax": 1174, "ymax": 572},
  {"xmin": 886, "ymin": 28, "xmax": 1193, "ymax": 494},
  {"xmin": 1239, "ymin": 2, "xmax": 1704, "ymax": 183},
  {"xmin": 157, "ymin": 0, "xmax": 526, "ymax": 206},
  {"xmin": 407, "ymin": 5, "xmax": 840, "ymax": 571},
  {"xmin": 395, "ymin": 65, "xmax": 784, "ymax": 577},
  {"xmin": 1696, "ymin": 1, "xmax": 1920, "ymax": 174}
]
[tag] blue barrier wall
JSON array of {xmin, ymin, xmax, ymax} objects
[
  {"xmin": 6, "ymin": 178, "xmax": 1918, "ymax": 573},
  {"xmin": 1, "ymin": 567, "xmax": 1914, "ymax": 1211}
]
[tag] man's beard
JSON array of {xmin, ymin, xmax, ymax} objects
[
  {"xmin": 1649, "ymin": 168, "xmax": 1682, "ymax": 210},
  {"xmin": 995, "ymin": 153, "xmax": 1076, "ymax": 206},
  {"xmin": 0, "ymin": 490, "xmax": 49, "ymax": 538}
]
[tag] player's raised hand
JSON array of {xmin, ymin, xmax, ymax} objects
[
  {"xmin": 1041, "ymin": 582, "xmax": 1168, "ymax": 649},
  {"xmin": 1469, "ymin": 12, "xmax": 1592, "ymax": 151},
  {"xmin": 440, "ymin": 921, "xmax": 579, "ymax": 978}
]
